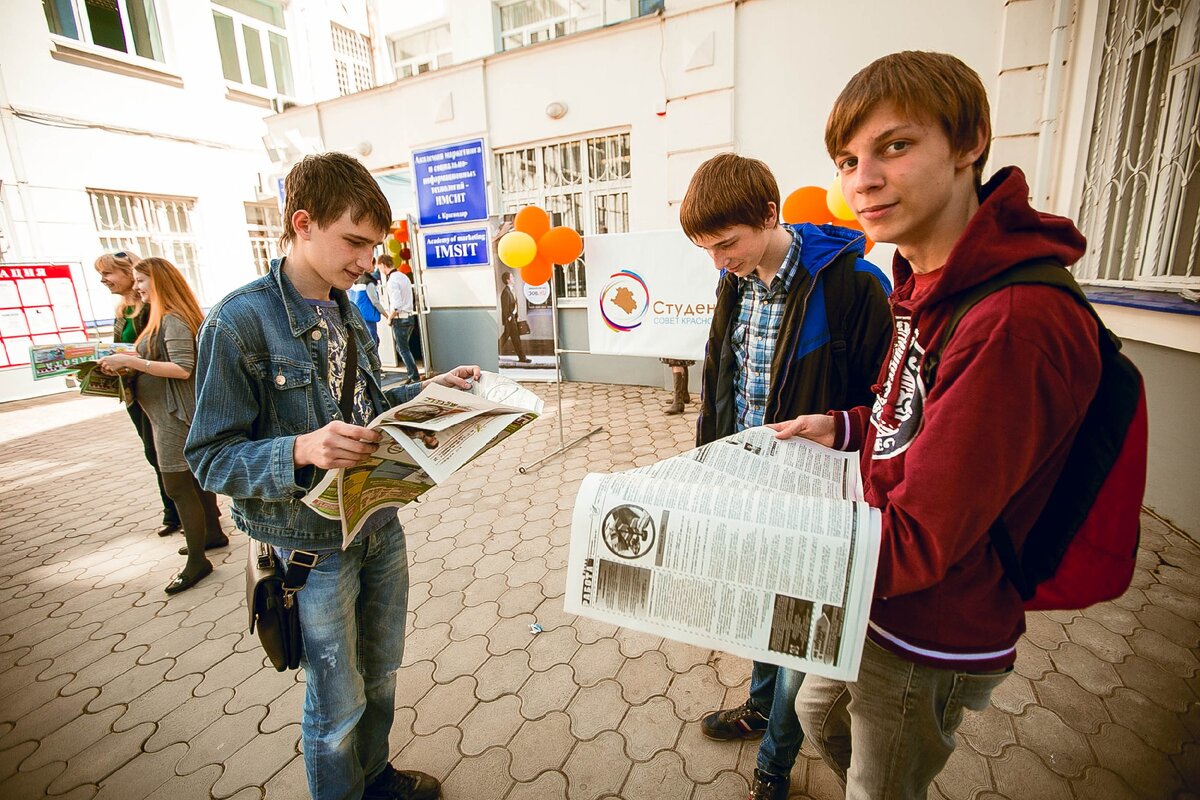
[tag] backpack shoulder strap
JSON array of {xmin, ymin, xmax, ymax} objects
[{"xmin": 922, "ymin": 259, "xmax": 1118, "ymax": 387}]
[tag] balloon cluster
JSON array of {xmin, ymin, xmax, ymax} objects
[
  {"xmin": 780, "ymin": 177, "xmax": 874, "ymax": 254},
  {"xmin": 385, "ymin": 220, "xmax": 413, "ymax": 273},
  {"xmin": 496, "ymin": 207, "xmax": 584, "ymax": 286}
]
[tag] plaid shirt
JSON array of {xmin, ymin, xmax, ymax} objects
[{"xmin": 733, "ymin": 227, "xmax": 804, "ymax": 431}]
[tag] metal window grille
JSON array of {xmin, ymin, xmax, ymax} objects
[
  {"xmin": 498, "ymin": 0, "xmax": 571, "ymax": 51},
  {"xmin": 1076, "ymin": 0, "xmax": 1200, "ymax": 289},
  {"xmin": 496, "ymin": 132, "xmax": 632, "ymax": 299},
  {"xmin": 89, "ymin": 190, "xmax": 204, "ymax": 296},
  {"xmin": 331, "ymin": 22, "xmax": 374, "ymax": 95},
  {"xmin": 245, "ymin": 202, "xmax": 282, "ymax": 276}
]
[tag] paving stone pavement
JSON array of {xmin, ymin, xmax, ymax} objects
[{"xmin": 0, "ymin": 383, "xmax": 1197, "ymax": 800}]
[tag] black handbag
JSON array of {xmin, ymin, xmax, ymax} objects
[
  {"xmin": 245, "ymin": 323, "xmax": 358, "ymax": 670},
  {"xmin": 516, "ymin": 319, "xmax": 531, "ymax": 336},
  {"xmin": 246, "ymin": 542, "xmax": 316, "ymax": 670}
]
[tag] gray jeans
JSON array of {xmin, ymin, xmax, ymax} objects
[{"xmin": 796, "ymin": 637, "xmax": 1009, "ymax": 799}]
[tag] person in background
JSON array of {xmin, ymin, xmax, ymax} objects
[
  {"xmin": 660, "ymin": 358, "xmax": 694, "ymax": 414},
  {"xmin": 380, "ymin": 254, "xmax": 421, "ymax": 383},
  {"xmin": 94, "ymin": 250, "xmax": 180, "ymax": 537},
  {"xmin": 99, "ymin": 257, "xmax": 226, "ymax": 594},
  {"xmin": 349, "ymin": 270, "xmax": 385, "ymax": 346}
]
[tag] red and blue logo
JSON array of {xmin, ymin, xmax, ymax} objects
[{"xmin": 598, "ymin": 270, "xmax": 650, "ymax": 333}]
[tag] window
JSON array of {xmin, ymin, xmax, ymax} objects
[
  {"xmin": 212, "ymin": 1, "xmax": 293, "ymax": 97},
  {"xmin": 389, "ymin": 22, "xmax": 452, "ymax": 79},
  {"xmin": 44, "ymin": 0, "xmax": 165, "ymax": 62},
  {"xmin": 332, "ymin": 23, "xmax": 374, "ymax": 96},
  {"xmin": 496, "ymin": 131, "xmax": 632, "ymax": 299},
  {"xmin": 498, "ymin": 0, "xmax": 571, "ymax": 51},
  {"xmin": 245, "ymin": 202, "xmax": 283, "ymax": 276},
  {"xmin": 89, "ymin": 190, "xmax": 204, "ymax": 297},
  {"xmin": 1076, "ymin": 0, "xmax": 1200, "ymax": 289}
]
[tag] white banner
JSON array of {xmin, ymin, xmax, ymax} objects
[{"xmin": 584, "ymin": 230, "xmax": 719, "ymax": 360}]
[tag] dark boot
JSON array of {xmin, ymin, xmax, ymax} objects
[
  {"xmin": 664, "ymin": 370, "xmax": 686, "ymax": 415},
  {"xmin": 161, "ymin": 471, "xmax": 214, "ymax": 594}
]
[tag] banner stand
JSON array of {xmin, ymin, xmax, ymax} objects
[{"xmin": 518, "ymin": 270, "xmax": 603, "ymax": 474}]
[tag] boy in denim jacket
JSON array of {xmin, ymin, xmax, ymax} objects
[{"xmin": 187, "ymin": 153, "xmax": 478, "ymax": 800}]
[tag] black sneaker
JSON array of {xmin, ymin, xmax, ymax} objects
[
  {"xmin": 701, "ymin": 698, "xmax": 769, "ymax": 740},
  {"xmin": 748, "ymin": 768, "xmax": 789, "ymax": 800},
  {"xmin": 363, "ymin": 764, "xmax": 441, "ymax": 800}
]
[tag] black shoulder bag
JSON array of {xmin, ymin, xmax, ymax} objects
[{"xmin": 246, "ymin": 327, "xmax": 358, "ymax": 671}]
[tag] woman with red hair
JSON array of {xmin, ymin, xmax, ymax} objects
[{"xmin": 100, "ymin": 258, "xmax": 225, "ymax": 594}]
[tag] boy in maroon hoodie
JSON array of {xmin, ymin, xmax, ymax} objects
[{"xmin": 770, "ymin": 51, "xmax": 1102, "ymax": 797}]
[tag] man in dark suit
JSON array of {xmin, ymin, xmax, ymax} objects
[{"xmin": 498, "ymin": 271, "xmax": 529, "ymax": 362}]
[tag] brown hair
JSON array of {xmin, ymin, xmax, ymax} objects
[
  {"xmin": 95, "ymin": 250, "xmax": 144, "ymax": 318},
  {"xmin": 825, "ymin": 51, "xmax": 992, "ymax": 185},
  {"xmin": 281, "ymin": 153, "xmax": 392, "ymax": 248},
  {"xmin": 133, "ymin": 257, "xmax": 205, "ymax": 349},
  {"xmin": 377, "ymin": 254, "xmax": 394, "ymax": 268},
  {"xmin": 679, "ymin": 153, "xmax": 780, "ymax": 240}
]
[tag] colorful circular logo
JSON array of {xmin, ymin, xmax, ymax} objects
[{"xmin": 598, "ymin": 270, "xmax": 650, "ymax": 332}]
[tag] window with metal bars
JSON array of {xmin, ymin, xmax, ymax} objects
[
  {"xmin": 390, "ymin": 22, "xmax": 452, "ymax": 79},
  {"xmin": 331, "ymin": 22, "xmax": 374, "ymax": 95},
  {"xmin": 245, "ymin": 202, "xmax": 282, "ymax": 276},
  {"xmin": 88, "ymin": 190, "xmax": 205, "ymax": 297},
  {"xmin": 496, "ymin": 131, "xmax": 632, "ymax": 299},
  {"xmin": 1076, "ymin": 0, "xmax": 1200, "ymax": 290}
]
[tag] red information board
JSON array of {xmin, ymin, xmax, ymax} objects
[{"xmin": 0, "ymin": 264, "xmax": 88, "ymax": 369}]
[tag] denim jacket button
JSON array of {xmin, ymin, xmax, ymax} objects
[
  {"xmin": 292, "ymin": 490, "xmax": 304, "ymax": 499},
  {"xmin": 311, "ymin": 330, "xmax": 322, "ymax": 341},
  {"xmin": 275, "ymin": 374, "xmax": 286, "ymax": 386}
]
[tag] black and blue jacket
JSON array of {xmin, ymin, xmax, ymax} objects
[{"xmin": 697, "ymin": 222, "xmax": 893, "ymax": 446}]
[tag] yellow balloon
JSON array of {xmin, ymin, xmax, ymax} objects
[
  {"xmin": 827, "ymin": 176, "xmax": 856, "ymax": 221},
  {"xmin": 497, "ymin": 230, "xmax": 537, "ymax": 269}
]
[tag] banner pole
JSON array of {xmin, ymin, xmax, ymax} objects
[{"xmin": 519, "ymin": 262, "xmax": 603, "ymax": 474}]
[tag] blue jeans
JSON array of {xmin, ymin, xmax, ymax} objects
[
  {"xmin": 389, "ymin": 316, "xmax": 419, "ymax": 382},
  {"xmin": 278, "ymin": 518, "xmax": 409, "ymax": 800},
  {"xmin": 749, "ymin": 661, "xmax": 806, "ymax": 776}
]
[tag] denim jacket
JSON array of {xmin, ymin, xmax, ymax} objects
[{"xmin": 185, "ymin": 260, "xmax": 421, "ymax": 549}]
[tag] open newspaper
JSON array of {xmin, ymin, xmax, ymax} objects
[
  {"xmin": 304, "ymin": 371, "xmax": 543, "ymax": 548},
  {"xmin": 565, "ymin": 426, "xmax": 882, "ymax": 682},
  {"xmin": 30, "ymin": 341, "xmax": 134, "ymax": 400}
]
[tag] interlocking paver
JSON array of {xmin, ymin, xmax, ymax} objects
[
  {"xmin": 566, "ymin": 679, "xmax": 629, "ymax": 740},
  {"xmin": 458, "ymin": 695, "xmax": 523, "ymax": 755},
  {"xmin": 1, "ymin": 385, "xmax": 1197, "ymax": 799},
  {"xmin": 508, "ymin": 711, "xmax": 574, "ymax": 781},
  {"xmin": 621, "ymin": 750, "xmax": 690, "ymax": 800},
  {"xmin": 563, "ymin": 729, "xmax": 631, "ymax": 800},
  {"xmin": 473, "ymin": 649, "xmax": 532, "ymax": 701},
  {"xmin": 212, "ymin": 723, "xmax": 300, "ymax": 798},
  {"xmin": 517, "ymin": 662, "xmax": 578, "ymax": 720},
  {"xmin": 619, "ymin": 695, "xmax": 682, "ymax": 761},
  {"xmin": 506, "ymin": 769, "xmax": 569, "ymax": 800}
]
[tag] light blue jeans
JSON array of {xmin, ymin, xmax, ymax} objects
[
  {"xmin": 279, "ymin": 518, "xmax": 409, "ymax": 800},
  {"xmin": 748, "ymin": 661, "xmax": 806, "ymax": 776}
]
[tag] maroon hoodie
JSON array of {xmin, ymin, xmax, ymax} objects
[{"xmin": 831, "ymin": 167, "xmax": 1102, "ymax": 670}]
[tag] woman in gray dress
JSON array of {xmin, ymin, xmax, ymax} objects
[{"xmin": 99, "ymin": 257, "xmax": 225, "ymax": 594}]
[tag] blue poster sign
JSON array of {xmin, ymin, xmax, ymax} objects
[
  {"xmin": 424, "ymin": 228, "xmax": 490, "ymax": 268},
  {"xmin": 412, "ymin": 139, "xmax": 488, "ymax": 226}
]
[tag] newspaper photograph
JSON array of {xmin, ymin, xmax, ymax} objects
[
  {"xmin": 303, "ymin": 372, "xmax": 543, "ymax": 548},
  {"xmin": 565, "ymin": 426, "xmax": 881, "ymax": 682}
]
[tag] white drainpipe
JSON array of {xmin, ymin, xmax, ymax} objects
[{"xmin": 1033, "ymin": 0, "xmax": 1075, "ymax": 211}]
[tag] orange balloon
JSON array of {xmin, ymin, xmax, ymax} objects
[
  {"xmin": 521, "ymin": 254, "xmax": 553, "ymax": 286},
  {"xmin": 781, "ymin": 187, "xmax": 835, "ymax": 225},
  {"xmin": 839, "ymin": 217, "xmax": 875, "ymax": 255},
  {"xmin": 514, "ymin": 206, "xmax": 551, "ymax": 240},
  {"xmin": 539, "ymin": 226, "xmax": 584, "ymax": 264}
]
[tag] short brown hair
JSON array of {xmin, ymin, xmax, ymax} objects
[
  {"xmin": 826, "ymin": 51, "xmax": 991, "ymax": 185},
  {"xmin": 377, "ymin": 254, "xmax": 394, "ymax": 268},
  {"xmin": 281, "ymin": 153, "xmax": 391, "ymax": 248},
  {"xmin": 679, "ymin": 153, "xmax": 780, "ymax": 240}
]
